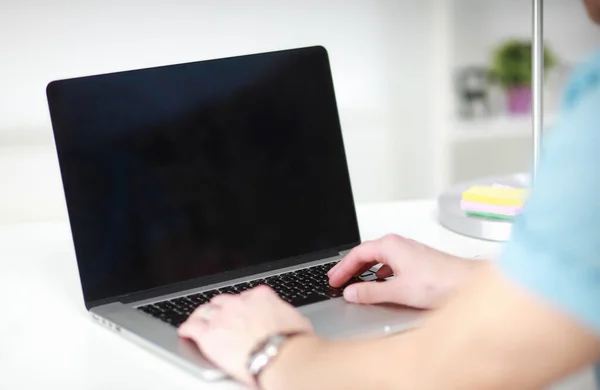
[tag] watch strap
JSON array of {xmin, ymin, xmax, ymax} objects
[{"xmin": 247, "ymin": 331, "xmax": 306, "ymax": 389}]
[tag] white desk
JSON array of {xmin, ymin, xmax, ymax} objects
[{"xmin": 0, "ymin": 200, "xmax": 595, "ymax": 389}]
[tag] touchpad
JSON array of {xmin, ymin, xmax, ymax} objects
[{"xmin": 301, "ymin": 300, "xmax": 422, "ymax": 340}]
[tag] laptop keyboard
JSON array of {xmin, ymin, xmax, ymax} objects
[{"xmin": 137, "ymin": 261, "xmax": 374, "ymax": 328}]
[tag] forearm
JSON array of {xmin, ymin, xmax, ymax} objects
[
  {"xmin": 260, "ymin": 333, "xmax": 419, "ymax": 390},
  {"xmin": 259, "ymin": 258, "xmax": 493, "ymax": 390},
  {"xmin": 262, "ymin": 263, "xmax": 600, "ymax": 390},
  {"xmin": 430, "ymin": 255, "xmax": 489, "ymax": 308},
  {"xmin": 406, "ymin": 262, "xmax": 600, "ymax": 389},
  {"xmin": 259, "ymin": 318, "xmax": 504, "ymax": 390},
  {"xmin": 259, "ymin": 314, "xmax": 504, "ymax": 390}
]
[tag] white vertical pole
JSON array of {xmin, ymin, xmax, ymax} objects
[
  {"xmin": 430, "ymin": 0, "xmax": 452, "ymax": 196},
  {"xmin": 532, "ymin": 0, "xmax": 543, "ymax": 184}
]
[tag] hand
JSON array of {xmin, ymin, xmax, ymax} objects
[
  {"xmin": 178, "ymin": 285, "xmax": 314, "ymax": 386},
  {"xmin": 328, "ymin": 234, "xmax": 481, "ymax": 309}
]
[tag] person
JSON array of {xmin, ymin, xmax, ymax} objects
[{"xmin": 178, "ymin": 2, "xmax": 600, "ymax": 388}]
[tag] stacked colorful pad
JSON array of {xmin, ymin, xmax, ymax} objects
[{"xmin": 461, "ymin": 185, "xmax": 527, "ymax": 221}]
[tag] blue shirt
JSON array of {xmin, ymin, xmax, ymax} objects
[{"xmin": 499, "ymin": 49, "xmax": 600, "ymax": 385}]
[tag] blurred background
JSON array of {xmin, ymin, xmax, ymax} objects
[{"xmin": 1, "ymin": 0, "xmax": 600, "ymax": 222}]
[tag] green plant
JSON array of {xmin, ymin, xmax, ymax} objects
[{"xmin": 489, "ymin": 39, "xmax": 557, "ymax": 88}]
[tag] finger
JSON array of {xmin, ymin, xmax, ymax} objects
[
  {"xmin": 353, "ymin": 263, "xmax": 376, "ymax": 278},
  {"xmin": 189, "ymin": 303, "xmax": 219, "ymax": 321},
  {"xmin": 375, "ymin": 264, "xmax": 394, "ymax": 278},
  {"xmin": 250, "ymin": 284, "xmax": 276, "ymax": 296},
  {"xmin": 328, "ymin": 241, "xmax": 378, "ymax": 278},
  {"xmin": 178, "ymin": 317, "xmax": 210, "ymax": 344},
  {"xmin": 343, "ymin": 280, "xmax": 395, "ymax": 304},
  {"xmin": 328, "ymin": 239, "xmax": 373, "ymax": 276},
  {"xmin": 328, "ymin": 241, "xmax": 385, "ymax": 287},
  {"xmin": 209, "ymin": 293, "xmax": 240, "ymax": 306}
]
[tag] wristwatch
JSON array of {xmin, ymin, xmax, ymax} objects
[{"xmin": 247, "ymin": 331, "xmax": 305, "ymax": 388}]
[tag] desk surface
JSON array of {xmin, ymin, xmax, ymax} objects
[{"xmin": 0, "ymin": 200, "xmax": 595, "ymax": 389}]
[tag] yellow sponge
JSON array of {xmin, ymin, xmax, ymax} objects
[{"xmin": 461, "ymin": 186, "xmax": 527, "ymax": 207}]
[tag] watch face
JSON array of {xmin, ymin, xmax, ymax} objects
[
  {"xmin": 248, "ymin": 334, "xmax": 284, "ymax": 375},
  {"xmin": 248, "ymin": 353, "xmax": 270, "ymax": 375},
  {"xmin": 247, "ymin": 332, "xmax": 305, "ymax": 378},
  {"xmin": 250, "ymin": 336, "xmax": 271, "ymax": 357}
]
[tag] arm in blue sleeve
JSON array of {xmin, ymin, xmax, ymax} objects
[{"xmin": 499, "ymin": 85, "xmax": 600, "ymax": 337}]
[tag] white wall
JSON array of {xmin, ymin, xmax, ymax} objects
[
  {"xmin": 0, "ymin": 0, "xmax": 436, "ymax": 223},
  {"xmin": 2, "ymin": 0, "xmax": 599, "ymax": 222}
]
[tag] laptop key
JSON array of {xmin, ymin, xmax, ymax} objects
[
  {"xmin": 290, "ymin": 292, "xmax": 330, "ymax": 307},
  {"xmin": 172, "ymin": 297, "xmax": 191, "ymax": 307},
  {"xmin": 166, "ymin": 315, "xmax": 186, "ymax": 327},
  {"xmin": 170, "ymin": 301, "xmax": 188, "ymax": 312},
  {"xmin": 203, "ymin": 290, "xmax": 219, "ymax": 299},
  {"xmin": 218, "ymin": 286, "xmax": 237, "ymax": 294},
  {"xmin": 145, "ymin": 262, "xmax": 350, "ymax": 315},
  {"xmin": 326, "ymin": 287, "xmax": 344, "ymax": 298},
  {"xmin": 181, "ymin": 300, "xmax": 200, "ymax": 311},
  {"xmin": 159, "ymin": 309, "xmax": 183, "ymax": 321},
  {"xmin": 233, "ymin": 282, "xmax": 252, "ymax": 291},
  {"xmin": 188, "ymin": 294, "xmax": 208, "ymax": 305},
  {"xmin": 278, "ymin": 284, "xmax": 294, "ymax": 292},
  {"xmin": 139, "ymin": 304, "xmax": 161, "ymax": 315},
  {"xmin": 139, "ymin": 261, "xmax": 354, "ymax": 326},
  {"xmin": 155, "ymin": 301, "xmax": 178, "ymax": 312}
]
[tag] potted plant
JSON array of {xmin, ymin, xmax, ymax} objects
[{"xmin": 490, "ymin": 39, "xmax": 557, "ymax": 114}]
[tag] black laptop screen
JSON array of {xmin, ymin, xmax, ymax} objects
[{"xmin": 47, "ymin": 46, "xmax": 360, "ymax": 304}]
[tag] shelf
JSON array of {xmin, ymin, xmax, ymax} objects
[{"xmin": 451, "ymin": 114, "xmax": 557, "ymax": 142}]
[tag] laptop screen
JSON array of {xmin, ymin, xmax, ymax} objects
[{"xmin": 47, "ymin": 46, "xmax": 360, "ymax": 305}]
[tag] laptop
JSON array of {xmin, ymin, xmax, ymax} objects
[{"xmin": 46, "ymin": 46, "xmax": 422, "ymax": 380}]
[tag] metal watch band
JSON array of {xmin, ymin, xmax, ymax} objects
[{"xmin": 247, "ymin": 331, "xmax": 306, "ymax": 389}]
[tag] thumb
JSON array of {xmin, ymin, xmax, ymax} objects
[{"xmin": 343, "ymin": 281, "xmax": 394, "ymax": 304}]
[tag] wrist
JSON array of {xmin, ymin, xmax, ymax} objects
[
  {"xmin": 258, "ymin": 334, "xmax": 324, "ymax": 390},
  {"xmin": 457, "ymin": 256, "xmax": 488, "ymax": 283},
  {"xmin": 432, "ymin": 255, "xmax": 488, "ymax": 308}
]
